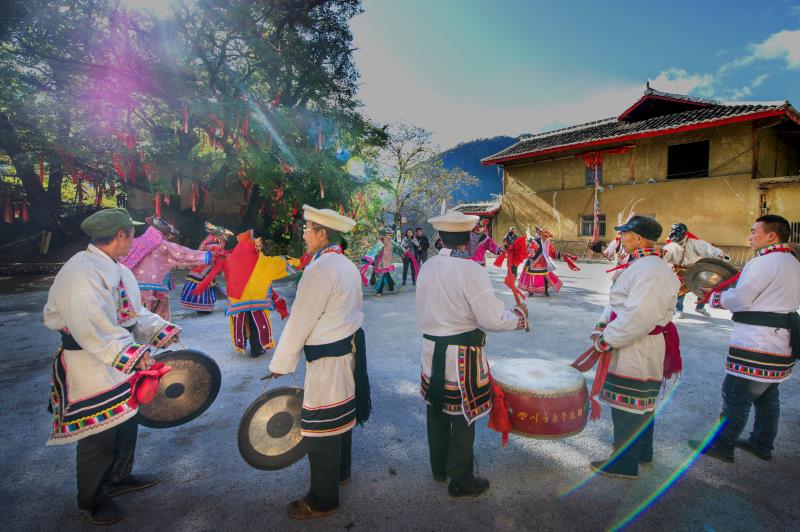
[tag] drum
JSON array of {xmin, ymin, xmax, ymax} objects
[
  {"xmin": 238, "ymin": 387, "xmax": 307, "ymax": 471},
  {"xmin": 137, "ymin": 349, "xmax": 222, "ymax": 429},
  {"xmin": 491, "ymin": 358, "xmax": 588, "ymax": 439},
  {"xmin": 684, "ymin": 258, "xmax": 739, "ymax": 298}
]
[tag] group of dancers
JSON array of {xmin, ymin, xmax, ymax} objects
[{"xmin": 42, "ymin": 205, "xmax": 799, "ymax": 524}]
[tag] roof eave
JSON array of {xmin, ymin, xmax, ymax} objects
[{"xmin": 481, "ymin": 108, "xmax": 789, "ymax": 167}]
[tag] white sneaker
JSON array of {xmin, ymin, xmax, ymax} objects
[
  {"xmin": 695, "ymin": 307, "xmax": 711, "ymax": 317},
  {"xmin": 674, "ymin": 311, "xmax": 685, "ymax": 319}
]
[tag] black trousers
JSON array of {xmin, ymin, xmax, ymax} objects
[
  {"xmin": 376, "ymin": 274, "xmax": 395, "ymax": 294},
  {"xmin": 305, "ymin": 429, "xmax": 352, "ymax": 511},
  {"xmin": 610, "ymin": 407, "xmax": 654, "ymax": 475},
  {"xmin": 402, "ymin": 258, "xmax": 416, "ymax": 284},
  {"xmin": 426, "ymin": 406, "xmax": 476, "ymax": 489},
  {"xmin": 75, "ymin": 418, "xmax": 138, "ymax": 510}
]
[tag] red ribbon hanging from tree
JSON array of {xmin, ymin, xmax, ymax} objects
[
  {"xmin": 112, "ymin": 154, "xmax": 126, "ymax": 182},
  {"xmin": 39, "ymin": 154, "xmax": 45, "ymax": 184},
  {"xmin": 95, "ymin": 182, "xmax": 103, "ymax": 207},
  {"xmin": 191, "ymin": 182, "xmax": 198, "ymax": 212},
  {"xmin": 182, "ymin": 103, "xmax": 188, "ymax": 134},
  {"xmin": 21, "ymin": 203, "xmax": 29, "ymax": 222},
  {"xmin": 2, "ymin": 197, "xmax": 12, "ymax": 224},
  {"xmin": 242, "ymin": 112, "xmax": 248, "ymax": 136},
  {"xmin": 155, "ymin": 191, "xmax": 162, "ymax": 217},
  {"xmin": 319, "ymin": 178, "xmax": 325, "ymax": 199}
]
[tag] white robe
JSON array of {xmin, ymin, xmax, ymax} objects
[
  {"xmin": 711, "ymin": 249, "xmax": 800, "ymax": 382},
  {"xmin": 416, "ymin": 249, "xmax": 524, "ymax": 421},
  {"xmin": 598, "ymin": 254, "xmax": 678, "ymax": 413},
  {"xmin": 269, "ymin": 251, "xmax": 364, "ymax": 437},
  {"xmin": 43, "ymin": 245, "xmax": 177, "ymax": 444},
  {"xmin": 662, "ymin": 238, "xmax": 724, "ymax": 267}
]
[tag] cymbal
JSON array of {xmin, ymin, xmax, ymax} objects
[
  {"xmin": 137, "ymin": 349, "xmax": 221, "ymax": 429},
  {"xmin": 238, "ymin": 387, "xmax": 307, "ymax": 470},
  {"xmin": 684, "ymin": 258, "xmax": 739, "ymax": 298}
]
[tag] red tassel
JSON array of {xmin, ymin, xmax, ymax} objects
[
  {"xmin": 21, "ymin": 203, "xmax": 29, "ymax": 222},
  {"xmin": 13, "ymin": 204, "xmax": 20, "ymax": 219},
  {"xmin": 155, "ymin": 191, "xmax": 162, "ymax": 217},
  {"xmin": 95, "ymin": 182, "xmax": 103, "ymax": 207},
  {"xmin": 164, "ymin": 195, "xmax": 170, "ymax": 206},
  {"xmin": 2, "ymin": 198, "xmax": 12, "ymax": 224},
  {"xmin": 191, "ymin": 183, "xmax": 198, "ymax": 212},
  {"xmin": 319, "ymin": 178, "xmax": 325, "ymax": 199},
  {"xmin": 242, "ymin": 113, "xmax": 248, "ymax": 136},
  {"xmin": 339, "ymin": 203, "xmax": 344, "ymax": 215},
  {"xmin": 488, "ymin": 374, "xmax": 512, "ymax": 447},
  {"xmin": 112, "ymin": 154, "xmax": 126, "ymax": 182},
  {"xmin": 39, "ymin": 154, "xmax": 44, "ymax": 184},
  {"xmin": 182, "ymin": 103, "xmax": 188, "ymax": 134}
]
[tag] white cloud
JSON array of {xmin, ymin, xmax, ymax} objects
[
  {"xmin": 750, "ymin": 28, "xmax": 800, "ymax": 69},
  {"xmin": 648, "ymin": 68, "xmax": 715, "ymax": 97}
]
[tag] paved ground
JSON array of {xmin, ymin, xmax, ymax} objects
[{"xmin": 0, "ymin": 262, "xmax": 797, "ymax": 531}]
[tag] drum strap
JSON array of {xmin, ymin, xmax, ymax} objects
[
  {"xmin": 732, "ymin": 311, "xmax": 800, "ymax": 357},
  {"xmin": 422, "ymin": 329, "xmax": 486, "ymax": 414},
  {"xmin": 304, "ymin": 329, "xmax": 372, "ymax": 425}
]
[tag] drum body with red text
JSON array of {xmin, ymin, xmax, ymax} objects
[{"xmin": 492, "ymin": 358, "xmax": 588, "ymax": 439}]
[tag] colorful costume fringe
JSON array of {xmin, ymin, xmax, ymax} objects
[
  {"xmin": 179, "ymin": 234, "xmax": 226, "ymax": 311},
  {"xmin": 518, "ymin": 237, "xmax": 563, "ymax": 295},
  {"xmin": 359, "ymin": 239, "xmax": 406, "ymax": 294}
]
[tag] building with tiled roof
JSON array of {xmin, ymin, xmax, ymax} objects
[{"xmin": 481, "ymin": 85, "xmax": 800, "ymax": 247}]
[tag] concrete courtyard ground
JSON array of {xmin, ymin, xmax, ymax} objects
[{"xmin": 0, "ymin": 262, "xmax": 797, "ymax": 531}]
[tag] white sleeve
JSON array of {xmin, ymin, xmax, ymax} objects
[
  {"xmin": 603, "ymin": 268, "xmax": 672, "ymax": 349},
  {"xmin": 465, "ymin": 268, "xmax": 523, "ymax": 332},
  {"xmin": 694, "ymin": 239, "xmax": 725, "ymax": 259},
  {"xmin": 269, "ymin": 266, "xmax": 331, "ymax": 374},
  {"xmin": 661, "ymin": 243, "xmax": 680, "ymax": 265},
  {"xmin": 718, "ymin": 260, "xmax": 769, "ymax": 312}
]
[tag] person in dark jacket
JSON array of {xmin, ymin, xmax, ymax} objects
[{"xmin": 415, "ymin": 227, "xmax": 430, "ymax": 265}]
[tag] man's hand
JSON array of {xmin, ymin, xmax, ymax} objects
[
  {"xmin": 594, "ymin": 335, "xmax": 612, "ymax": 353},
  {"xmin": 137, "ymin": 353, "xmax": 155, "ymax": 371},
  {"xmin": 260, "ymin": 371, "xmax": 286, "ymax": 381},
  {"xmin": 590, "ymin": 322, "xmax": 606, "ymax": 341}
]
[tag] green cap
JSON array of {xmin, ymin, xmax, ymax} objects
[{"xmin": 80, "ymin": 208, "xmax": 144, "ymax": 239}]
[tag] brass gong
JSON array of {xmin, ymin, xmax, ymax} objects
[
  {"xmin": 238, "ymin": 387, "xmax": 307, "ymax": 470},
  {"xmin": 684, "ymin": 258, "xmax": 739, "ymax": 298}
]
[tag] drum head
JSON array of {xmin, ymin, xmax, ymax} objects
[
  {"xmin": 491, "ymin": 358, "xmax": 585, "ymax": 396},
  {"xmin": 238, "ymin": 387, "xmax": 307, "ymax": 471},
  {"xmin": 684, "ymin": 258, "xmax": 739, "ymax": 297},
  {"xmin": 137, "ymin": 349, "xmax": 221, "ymax": 429}
]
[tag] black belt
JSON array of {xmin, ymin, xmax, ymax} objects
[
  {"xmin": 423, "ymin": 329, "xmax": 485, "ymax": 413},
  {"xmin": 732, "ymin": 311, "xmax": 800, "ymax": 357},
  {"xmin": 60, "ymin": 326, "xmax": 134, "ymax": 350},
  {"xmin": 303, "ymin": 329, "xmax": 371, "ymax": 425}
]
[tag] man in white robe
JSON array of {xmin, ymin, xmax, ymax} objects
[
  {"xmin": 43, "ymin": 208, "xmax": 180, "ymax": 525},
  {"xmin": 691, "ymin": 214, "xmax": 800, "ymax": 463},
  {"xmin": 267, "ymin": 205, "xmax": 368, "ymax": 520},
  {"xmin": 589, "ymin": 215, "xmax": 679, "ymax": 480},
  {"xmin": 417, "ymin": 210, "xmax": 528, "ymax": 498}
]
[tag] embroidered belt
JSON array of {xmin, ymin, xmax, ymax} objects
[
  {"xmin": 732, "ymin": 311, "xmax": 800, "ymax": 357},
  {"xmin": 303, "ymin": 329, "xmax": 371, "ymax": 425},
  {"xmin": 423, "ymin": 329, "xmax": 486, "ymax": 413}
]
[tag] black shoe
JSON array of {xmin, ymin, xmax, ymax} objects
[
  {"xmin": 108, "ymin": 474, "xmax": 160, "ymax": 497},
  {"xmin": 196, "ymin": 310, "xmax": 212, "ymax": 315},
  {"xmin": 402, "ymin": 282, "xmax": 406, "ymax": 286},
  {"xmin": 433, "ymin": 473, "xmax": 447, "ymax": 483},
  {"xmin": 735, "ymin": 439, "xmax": 772, "ymax": 461},
  {"xmin": 589, "ymin": 460, "xmax": 638, "ymax": 480},
  {"xmin": 249, "ymin": 344, "xmax": 265, "ymax": 357},
  {"xmin": 80, "ymin": 499, "xmax": 124, "ymax": 525},
  {"xmin": 688, "ymin": 440, "xmax": 734, "ymax": 463},
  {"xmin": 448, "ymin": 477, "xmax": 490, "ymax": 498},
  {"xmin": 639, "ymin": 458, "xmax": 653, "ymax": 465}
]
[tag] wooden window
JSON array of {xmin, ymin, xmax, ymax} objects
[
  {"xmin": 790, "ymin": 221, "xmax": 800, "ymax": 243},
  {"xmin": 579, "ymin": 214, "xmax": 605, "ymax": 237},
  {"xmin": 667, "ymin": 140, "xmax": 710, "ymax": 179},
  {"xmin": 585, "ymin": 165, "xmax": 603, "ymax": 186}
]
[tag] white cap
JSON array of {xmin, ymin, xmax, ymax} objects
[
  {"xmin": 428, "ymin": 211, "xmax": 479, "ymax": 232},
  {"xmin": 303, "ymin": 204, "xmax": 356, "ymax": 233}
]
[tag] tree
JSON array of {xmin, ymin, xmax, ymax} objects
[{"xmin": 376, "ymin": 123, "xmax": 478, "ymax": 228}]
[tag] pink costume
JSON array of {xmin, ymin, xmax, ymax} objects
[
  {"xmin": 518, "ymin": 237, "xmax": 563, "ymax": 295},
  {"xmin": 470, "ymin": 234, "xmax": 501, "ymax": 266},
  {"xmin": 121, "ymin": 226, "xmax": 212, "ymax": 320}
]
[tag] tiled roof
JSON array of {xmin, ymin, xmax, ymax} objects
[
  {"xmin": 482, "ymin": 92, "xmax": 796, "ymax": 165},
  {"xmin": 450, "ymin": 200, "xmax": 501, "ymax": 215}
]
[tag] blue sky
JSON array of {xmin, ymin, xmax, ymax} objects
[{"xmin": 351, "ymin": 0, "xmax": 800, "ymax": 150}]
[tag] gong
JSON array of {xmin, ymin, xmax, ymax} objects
[
  {"xmin": 684, "ymin": 258, "xmax": 739, "ymax": 298},
  {"xmin": 137, "ymin": 349, "xmax": 221, "ymax": 429},
  {"xmin": 238, "ymin": 387, "xmax": 307, "ymax": 471}
]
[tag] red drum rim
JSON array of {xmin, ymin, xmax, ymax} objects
[{"xmin": 494, "ymin": 379, "xmax": 586, "ymax": 399}]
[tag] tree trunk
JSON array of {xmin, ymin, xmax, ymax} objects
[
  {"xmin": 237, "ymin": 183, "xmax": 262, "ymax": 233},
  {"xmin": 47, "ymin": 163, "xmax": 64, "ymax": 209},
  {"xmin": 0, "ymin": 113, "xmax": 64, "ymax": 235}
]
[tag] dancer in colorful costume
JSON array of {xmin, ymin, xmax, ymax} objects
[
  {"xmin": 690, "ymin": 215, "xmax": 800, "ymax": 463},
  {"xmin": 518, "ymin": 229, "xmax": 578, "ymax": 296},
  {"xmin": 179, "ymin": 222, "xmax": 233, "ymax": 314},
  {"xmin": 266, "ymin": 205, "xmax": 370, "ymax": 520},
  {"xmin": 469, "ymin": 219, "xmax": 501, "ymax": 266},
  {"xmin": 43, "ymin": 209, "xmax": 180, "ymax": 524},
  {"xmin": 192, "ymin": 230, "xmax": 300, "ymax": 356},
  {"xmin": 586, "ymin": 216, "xmax": 680, "ymax": 479},
  {"xmin": 121, "ymin": 216, "xmax": 212, "ymax": 320},
  {"xmin": 360, "ymin": 227, "xmax": 407, "ymax": 296},
  {"xmin": 662, "ymin": 222, "xmax": 730, "ymax": 318},
  {"xmin": 417, "ymin": 210, "xmax": 528, "ymax": 497}
]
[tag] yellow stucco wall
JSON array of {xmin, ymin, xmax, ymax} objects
[{"xmin": 496, "ymin": 121, "xmax": 799, "ymax": 246}]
